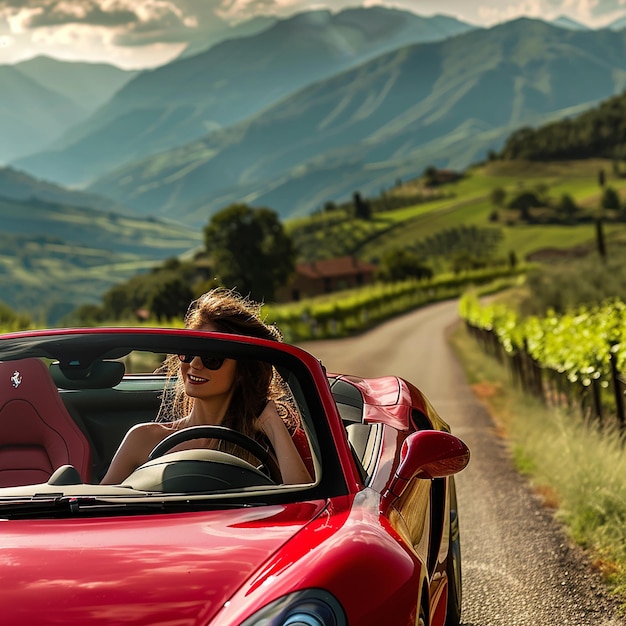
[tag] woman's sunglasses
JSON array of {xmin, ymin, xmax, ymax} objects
[{"xmin": 178, "ymin": 354, "xmax": 226, "ymax": 370}]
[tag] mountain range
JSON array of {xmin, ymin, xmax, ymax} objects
[
  {"xmin": 11, "ymin": 8, "xmax": 475, "ymax": 186},
  {"xmin": 0, "ymin": 58, "xmax": 136, "ymax": 164},
  {"xmin": 4, "ymin": 8, "xmax": 626, "ymax": 318},
  {"xmin": 84, "ymin": 18, "xmax": 626, "ymax": 224}
]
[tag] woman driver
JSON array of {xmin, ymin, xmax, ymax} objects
[{"xmin": 101, "ymin": 288, "xmax": 313, "ymax": 486}]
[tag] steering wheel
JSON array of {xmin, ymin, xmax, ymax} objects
[{"xmin": 148, "ymin": 425, "xmax": 282, "ymax": 483}]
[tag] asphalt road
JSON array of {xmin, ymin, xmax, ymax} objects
[{"xmin": 299, "ymin": 298, "xmax": 625, "ymax": 626}]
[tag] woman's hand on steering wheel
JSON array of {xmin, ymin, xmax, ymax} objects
[{"xmin": 148, "ymin": 425, "xmax": 282, "ymax": 483}]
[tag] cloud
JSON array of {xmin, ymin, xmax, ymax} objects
[
  {"xmin": 2, "ymin": 0, "xmax": 626, "ymax": 68},
  {"xmin": 0, "ymin": 0, "xmax": 325, "ymax": 56},
  {"xmin": 475, "ymin": 0, "xmax": 626, "ymax": 25},
  {"xmin": 216, "ymin": 0, "xmax": 301, "ymax": 21},
  {"xmin": 569, "ymin": 0, "xmax": 626, "ymax": 20},
  {"xmin": 2, "ymin": 1, "xmax": 135, "ymax": 27},
  {"xmin": 2, "ymin": 1, "xmax": 191, "ymax": 31},
  {"xmin": 477, "ymin": 0, "xmax": 546, "ymax": 23},
  {"xmin": 0, "ymin": 0, "xmax": 203, "ymax": 65},
  {"xmin": 0, "ymin": 0, "xmax": 233, "ymax": 48}
]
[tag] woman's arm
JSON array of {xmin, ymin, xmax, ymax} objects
[
  {"xmin": 100, "ymin": 423, "xmax": 161, "ymax": 485},
  {"xmin": 256, "ymin": 401, "xmax": 313, "ymax": 485}
]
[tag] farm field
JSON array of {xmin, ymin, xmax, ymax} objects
[{"xmin": 356, "ymin": 158, "xmax": 626, "ymax": 263}]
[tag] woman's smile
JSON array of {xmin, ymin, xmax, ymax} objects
[{"xmin": 187, "ymin": 373, "xmax": 208, "ymax": 384}]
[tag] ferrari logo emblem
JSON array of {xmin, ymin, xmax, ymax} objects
[{"xmin": 11, "ymin": 371, "xmax": 22, "ymax": 388}]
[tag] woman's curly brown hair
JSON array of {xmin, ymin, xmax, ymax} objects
[{"xmin": 156, "ymin": 288, "xmax": 298, "ymax": 459}]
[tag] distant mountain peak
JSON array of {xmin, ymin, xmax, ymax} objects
[
  {"xmin": 550, "ymin": 15, "xmax": 589, "ymax": 30},
  {"xmin": 285, "ymin": 9, "xmax": 332, "ymax": 24},
  {"xmin": 607, "ymin": 15, "xmax": 626, "ymax": 31}
]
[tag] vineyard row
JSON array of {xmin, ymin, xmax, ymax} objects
[{"xmin": 460, "ymin": 295, "xmax": 626, "ymax": 426}]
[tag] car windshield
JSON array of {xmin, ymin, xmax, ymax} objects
[{"xmin": 0, "ymin": 329, "xmax": 343, "ymax": 514}]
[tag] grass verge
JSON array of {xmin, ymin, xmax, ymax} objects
[{"xmin": 449, "ymin": 321, "xmax": 626, "ymax": 608}]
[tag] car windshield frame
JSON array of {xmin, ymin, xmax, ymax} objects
[{"xmin": 0, "ymin": 327, "xmax": 349, "ymax": 513}]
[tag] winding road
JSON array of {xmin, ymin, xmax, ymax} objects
[{"xmin": 300, "ymin": 298, "xmax": 624, "ymax": 626}]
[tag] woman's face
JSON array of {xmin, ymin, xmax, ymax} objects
[{"xmin": 180, "ymin": 322, "xmax": 238, "ymax": 403}]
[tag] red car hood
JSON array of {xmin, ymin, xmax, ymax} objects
[{"xmin": 0, "ymin": 500, "xmax": 327, "ymax": 625}]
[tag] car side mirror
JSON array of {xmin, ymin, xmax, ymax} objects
[{"xmin": 381, "ymin": 430, "xmax": 469, "ymax": 512}]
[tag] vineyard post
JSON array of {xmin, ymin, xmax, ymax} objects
[
  {"xmin": 532, "ymin": 359, "xmax": 545, "ymax": 402},
  {"xmin": 510, "ymin": 352, "xmax": 520, "ymax": 388},
  {"xmin": 609, "ymin": 349, "xmax": 625, "ymax": 426},
  {"xmin": 592, "ymin": 380, "xmax": 603, "ymax": 423}
]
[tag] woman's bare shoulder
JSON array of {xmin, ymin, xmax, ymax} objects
[{"xmin": 126, "ymin": 422, "xmax": 179, "ymax": 448}]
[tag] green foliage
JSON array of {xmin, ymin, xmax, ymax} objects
[
  {"xmin": 601, "ymin": 186, "xmax": 621, "ymax": 210},
  {"xmin": 69, "ymin": 258, "xmax": 200, "ymax": 324},
  {"xmin": 267, "ymin": 265, "xmax": 525, "ymax": 341},
  {"xmin": 499, "ymin": 90, "xmax": 626, "ymax": 162},
  {"xmin": 288, "ymin": 209, "xmax": 390, "ymax": 262},
  {"xmin": 408, "ymin": 225, "xmax": 503, "ymax": 263},
  {"xmin": 204, "ymin": 204, "xmax": 295, "ymax": 302},
  {"xmin": 0, "ymin": 301, "xmax": 32, "ymax": 331},
  {"xmin": 508, "ymin": 190, "xmax": 542, "ymax": 220},
  {"xmin": 423, "ymin": 165, "xmax": 439, "ymax": 187},
  {"xmin": 555, "ymin": 193, "xmax": 578, "ymax": 224},
  {"xmin": 461, "ymin": 294, "xmax": 626, "ymax": 386},
  {"xmin": 519, "ymin": 248, "xmax": 626, "ymax": 316},
  {"xmin": 352, "ymin": 192, "xmax": 371, "ymax": 220},
  {"xmin": 149, "ymin": 277, "xmax": 194, "ymax": 322},
  {"xmin": 377, "ymin": 248, "xmax": 433, "ymax": 282},
  {"xmin": 490, "ymin": 186, "xmax": 507, "ymax": 207}
]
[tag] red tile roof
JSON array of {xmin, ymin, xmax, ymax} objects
[{"xmin": 297, "ymin": 256, "xmax": 377, "ymax": 279}]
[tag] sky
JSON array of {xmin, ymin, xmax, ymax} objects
[{"xmin": 2, "ymin": 0, "xmax": 626, "ymax": 69}]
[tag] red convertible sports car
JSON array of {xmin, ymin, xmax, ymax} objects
[{"xmin": 0, "ymin": 327, "xmax": 469, "ymax": 626}]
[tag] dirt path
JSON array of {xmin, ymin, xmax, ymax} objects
[{"xmin": 300, "ymin": 299, "xmax": 624, "ymax": 626}]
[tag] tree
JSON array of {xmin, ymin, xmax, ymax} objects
[
  {"xmin": 150, "ymin": 277, "xmax": 194, "ymax": 321},
  {"xmin": 0, "ymin": 302, "xmax": 31, "ymax": 331},
  {"xmin": 601, "ymin": 186, "xmax": 620, "ymax": 210},
  {"xmin": 423, "ymin": 165, "xmax": 439, "ymax": 187},
  {"xmin": 557, "ymin": 193, "xmax": 577, "ymax": 223},
  {"xmin": 72, "ymin": 303, "xmax": 106, "ymax": 325},
  {"xmin": 378, "ymin": 248, "xmax": 433, "ymax": 282},
  {"xmin": 508, "ymin": 191, "xmax": 540, "ymax": 222},
  {"xmin": 204, "ymin": 204, "xmax": 295, "ymax": 301},
  {"xmin": 595, "ymin": 217, "xmax": 607, "ymax": 261},
  {"xmin": 352, "ymin": 192, "xmax": 371, "ymax": 220},
  {"xmin": 490, "ymin": 187, "xmax": 507, "ymax": 207},
  {"xmin": 102, "ymin": 284, "xmax": 137, "ymax": 320}
]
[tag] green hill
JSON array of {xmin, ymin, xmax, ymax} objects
[
  {"xmin": 289, "ymin": 158, "xmax": 626, "ymax": 267},
  {"xmin": 85, "ymin": 18, "xmax": 626, "ymax": 225},
  {"xmin": 0, "ymin": 194, "xmax": 201, "ymax": 323},
  {"xmin": 0, "ymin": 166, "xmax": 121, "ymax": 212},
  {"xmin": 498, "ymin": 90, "xmax": 626, "ymax": 161},
  {"xmin": 69, "ymin": 156, "xmax": 626, "ymax": 326}
]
